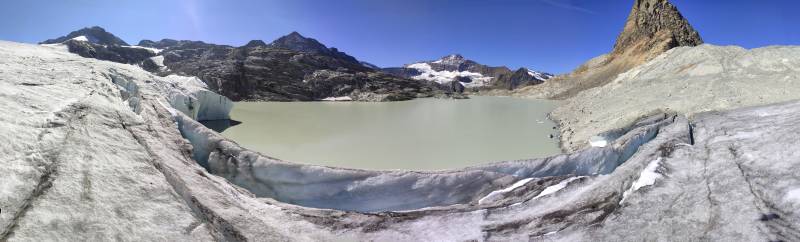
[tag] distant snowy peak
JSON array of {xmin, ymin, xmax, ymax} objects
[
  {"xmin": 401, "ymin": 54, "xmax": 501, "ymax": 88},
  {"xmin": 406, "ymin": 62, "xmax": 493, "ymax": 88},
  {"xmin": 397, "ymin": 54, "xmax": 553, "ymax": 89}
]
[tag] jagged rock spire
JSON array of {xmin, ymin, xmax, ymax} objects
[{"xmin": 612, "ymin": 0, "xmax": 702, "ymax": 58}]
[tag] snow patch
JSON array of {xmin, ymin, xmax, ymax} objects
[
  {"xmin": 71, "ymin": 35, "xmax": 89, "ymax": 42},
  {"xmin": 478, "ymin": 178, "xmax": 534, "ymax": 205},
  {"xmin": 527, "ymin": 69, "xmax": 553, "ymax": 81},
  {"xmin": 784, "ymin": 188, "xmax": 800, "ymax": 205},
  {"xmin": 620, "ymin": 158, "xmax": 663, "ymax": 204},
  {"xmin": 322, "ymin": 96, "xmax": 352, "ymax": 101},
  {"xmin": 149, "ymin": 55, "xmax": 169, "ymax": 72},
  {"xmin": 124, "ymin": 45, "xmax": 163, "ymax": 54},
  {"xmin": 533, "ymin": 176, "xmax": 584, "ymax": 200},
  {"xmin": 590, "ymin": 136, "xmax": 608, "ymax": 147}
]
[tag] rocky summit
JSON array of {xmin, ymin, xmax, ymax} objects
[
  {"xmin": 268, "ymin": 31, "xmax": 360, "ymax": 64},
  {"xmin": 40, "ymin": 26, "xmax": 129, "ymax": 46},
  {"xmin": 516, "ymin": 0, "xmax": 702, "ymax": 99}
]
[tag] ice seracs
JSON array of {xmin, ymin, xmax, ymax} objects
[
  {"xmin": 161, "ymin": 75, "xmax": 233, "ymax": 121},
  {"xmin": 478, "ymin": 178, "xmax": 535, "ymax": 204}
]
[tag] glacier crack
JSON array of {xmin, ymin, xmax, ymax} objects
[
  {"xmin": 1, "ymin": 102, "xmax": 88, "ymax": 240},
  {"xmin": 728, "ymin": 145, "xmax": 800, "ymax": 241}
]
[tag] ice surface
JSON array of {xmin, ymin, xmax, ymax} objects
[
  {"xmin": 478, "ymin": 178, "xmax": 534, "ymax": 204},
  {"xmin": 620, "ymin": 157, "xmax": 662, "ymax": 204},
  {"xmin": 785, "ymin": 188, "xmax": 800, "ymax": 205},
  {"xmin": 533, "ymin": 176, "xmax": 584, "ymax": 199}
]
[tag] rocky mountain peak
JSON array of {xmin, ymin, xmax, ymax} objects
[
  {"xmin": 612, "ymin": 0, "xmax": 702, "ymax": 58},
  {"xmin": 270, "ymin": 31, "xmax": 328, "ymax": 53},
  {"xmin": 243, "ymin": 40, "xmax": 267, "ymax": 48},
  {"xmin": 433, "ymin": 54, "xmax": 467, "ymax": 66},
  {"xmin": 269, "ymin": 31, "xmax": 359, "ymax": 64},
  {"xmin": 40, "ymin": 26, "xmax": 129, "ymax": 46}
]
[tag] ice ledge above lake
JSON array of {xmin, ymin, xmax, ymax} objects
[{"xmin": 2, "ymin": 41, "xmax": 800, "ymax": 241}]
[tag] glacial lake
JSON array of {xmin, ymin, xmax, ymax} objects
[{"xmin": 212, "ymin": 96, "xmax": 561, "ymax": 170}]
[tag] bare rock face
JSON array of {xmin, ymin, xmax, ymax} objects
[
  {"xmin": 612, "ymin": 0, "xmax": 703, "ymax": 60},
  {"xmin": 516, "ymin": 0, "xmax": 702, "ymax": 99}
]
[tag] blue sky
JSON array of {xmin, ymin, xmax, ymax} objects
[{"xmin": 1, "ymin": 0, "xmax": 798, "ymax": 74}]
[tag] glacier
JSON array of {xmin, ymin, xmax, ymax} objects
[{"xmin": 2, "ymin": 40, "xmax": 800, "ymax": 241}]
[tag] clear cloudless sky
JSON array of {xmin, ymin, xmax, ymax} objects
[{"xmin": 1, "ymin": 0, "xmax": 798, "ymax": 74}]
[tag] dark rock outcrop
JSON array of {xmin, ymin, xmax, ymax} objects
[
  {"xmin": 443, "ymin": 80, "xmax": 466, "ymax": 93},
  {"xmin": 493, "ymin": 68, "xmax": 546, "ymax": 90},
  {"xmin": 61, "ymin": 39, "xmax": 156, "ymax": 65}
]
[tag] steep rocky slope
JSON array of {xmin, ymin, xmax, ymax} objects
[
  {"xmin": 385, "ymin": 54, "xmax": 552, "ymax": 90},
  {"xmin": 516, "ymin": 0, "xmax": 702, "ymax": 99}
]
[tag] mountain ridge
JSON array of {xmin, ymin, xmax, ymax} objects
[{"xmin": 41, "ymin": 28, "xmax": 461, "ymax": 102}]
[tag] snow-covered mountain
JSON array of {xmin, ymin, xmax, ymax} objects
[{"xmin": 384, "ymin": 54, "xmax": 552, "ymax": 90}]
